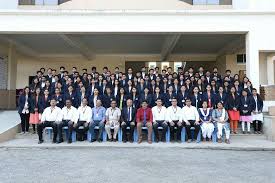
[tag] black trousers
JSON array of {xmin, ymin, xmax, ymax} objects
[
  {"xmin": 74, "ymin": 121, "xmax": 89, "ymax": 140},
  {"xmin": 253, "ymin": 120, "xmax": 262, "ymax": 132},
  {"xmin": 121, "ymin": 121, "xmax": 135, "ymax": 141},
  {"xmin": 19, "ymin": 113, "xmax": 30, "ymax": 132},
  {"xmin": 185, "ymin": 120, "xmax": 200, "ymax": 140},
  {"xmin": 169, "ymin": 120, "xmax": 183, "ymax": 141},
  {"xmin": 153, "ymin": 120, "xmax": 168, "ymax": 141},
  {"xmin": 37, "ymin": 121, "xmax": 58, "ymax": 141},
  {"xmin": 57, "ymin": 120, "xmax": 74, "ymax": 141}
]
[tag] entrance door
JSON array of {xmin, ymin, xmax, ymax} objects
[{"xmin": 125, "ymin": 61, "xmax": 146, "ymax": 75}]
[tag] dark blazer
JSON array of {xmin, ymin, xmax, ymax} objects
[
  {"xmin": 151, "ymin": 93, "xmax": 165, "ymax": 107},
  {"xmin": 52, "ymin": 94, "xmax": 64, "ymax": 108},
  {"xmin": 18, "ymin": 94, "xmax": 32, "ymax": 114},
  {"xmin": 131, "ymin": 94, "xmax": 140, "ymax": 109},
  {"xmin": 215, "ymin": 92, "xmax": 227, "ymax": 107},
  {"xmin": 102, "ymin": 94, "xmax": 116, "ymax": 108},
  {"xmin": 252, "ymin": 94, "xmax": 263, "ymax": 112},
  {"xmin": 64, "ymin": 92, "xmax": 78, "ymax": 108},
  {"xmin": 76, "ymin": 93, "xmax": 88, "ymax": 108},
  {"xmin": 177, "ymin": 92, "xmax": 189, "ymax": 108},
  {"xmin": 202, "ymin": 92, "xmax": 216, "ymax": 108},
  {"xmin": 40, "ymin": 95, "xmax": 51, "ymax": 111},
  {"xmin": 226, "ymin": 94, "xmax": 240, "ymax": 110},
  {"xmin": 190, "ymin": 94, "xmax": 202, "ymax": 109},
  {"xmin": 88, "ymin": 95, "xmax": 103, "ymax": 108},
  {"xmin": 239, "ymin": 96, "xmax": 255, "ymax": 116},
  {"xmin": 163, "ymin": 92, "xmax": 177, "ymax": 107},
  {"xmin": 116, "ymin": 94, "xmax": 128, "ymax": 109},
  {"xmin": 136, "ymin": 84, "xmax": 146, "ymax": 94},
  {"xmin": 119, "ymin": 80, "xmax": 127, "ymax": 88},
  {"xmin": 29, "ymin": 95, "xmax": 43, "ymax": 114},
  {"xmin": 139, "ymin": 93, "xmax": 153, "ymax": 107},
  {"xmin": 121, "ymin": 106, "xmax": 137, "ymax": 123}
]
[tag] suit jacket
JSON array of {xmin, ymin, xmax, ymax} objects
[
  {"xmin": 64, "ymin": 92, "xmax": 78, "ymax": 108},
  {"xmin": 239, "ymin": 96, "xmax": 255, "ymax": 116},
  {"xmin": 116, "ymin": 94, "xmax": 128, "ymax": 109},
  {"xmin": 121, "ymin": 106, "xmax": 136, "ymax": 123},
  {"xmin": 139, "ymin": 93, "xmax": 153, "ymax": 107},
  {"xmin": 102, "ymin": 94, "xmax": 116, "ymax": 108},
  {"xmin": 190, "ymin": 94, "xmax": 202, "ymax": 109},
  {"xmin": 29, "ymin": 95, "xmax": 43, "ymax": 113},
  {"xmin": 163, "ymin": 92, "xmax": 177, "ymax": 107},
  {"xmin": 88, "ymin": 95, "xmax": 103, "ymax": 108},
  {"xmin": 18, "ymin": 94, "xmax": 32, "ymax": 114},
  {"xmin": 253, "ymin": 94, "xmax": 263, "ymax": 112},
  {"xmin": 226, "ymin": 94, "xmax": 240, "ymax": 110},
  {"xmin": 215, "ymin": 92, "xmax": 227, "ymax": 107},
  {"xmin": 177, "ymin": 92, "xmax": 189, "ymax": 108},
  {"xmin": 40, "ymin": 95, "xmax": 51, "ymax": 111},
  {"xmin": 202, "ymin": 92, "xmax": 216, "ymax": 108},
  {"xmin": 52, "ymin": 94, "xmax": 64, "ymax": 108}
]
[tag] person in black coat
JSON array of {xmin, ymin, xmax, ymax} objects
[
  {"xmin": 88, "ymin": 88, "xmax": 103, "ymax": 108},
  {"xmin": 164, "ymin": 86, "xmax": 177, "ymax": 107},
  {"xmin": 130, "ymin": 87, "xmax": 140, "ymax": 109},
  {"xmin": 52, "ymin": 88, "xmax": 64, "ymax": 109},
  {"xmin": 151, "ymin": 86, "xmax": 164, "ymax": 107},
  {"xmin": 202, "ymin": 85, "xmax": 216, "ymax": 109},
  {"xmin": 116, "ymin": 87, "xmax": 128, "ymax": 110},
  {"xmin": 239, "ymin": 89, "xmax": 256, "ymax": 134},
  {"xmin": 103, "ymin": 87, "xmax": 116, "ymax": 108},
  {"xmin": 190, "ymin": 86, "xmax": 202, "ymax": 109},
  {"xmin": 139, "ymin": 87, "xmax": 153, "ymax": 108},
  {"xmin": 64, "ymin": 85, "xmax": 78, "ymax": 108},
  {"xmin": 18, "ymin": 87, "xmax": 32, "ymax": 134},
  {"xmin": 29, "ymin": 87, "xmax": 43, "ymax": 133},
  {"xmin": 177, "ymin": 85, "xmax": 189, "ymax": 108},
  {"xmin": 120, "ymin": 98, "xmax": 136, "ymax": 143},
  {"xmin": 215, "ymin": 86, "xmax": 227, "ymax": 108},
  {"xmin": 251, "ymin": 88, "xmax": 264, "ymax": 134}
]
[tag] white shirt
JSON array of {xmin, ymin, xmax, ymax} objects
[
  {"xmin": 41, "ymin": 106, "xmax": 62, "ymax": 122},
  {"xmin": 78, "ymin": 105, "xmax": 92, "ymax": 123},
  {"xmin": 61, "ymin": 106, "xmax": 79, "ymax": 123},
  {"xmin": 166, "ymin": 106, "xmax": 182, "ymax": 122},
  {"xmin": 182, "ymin": 105, "xmax": 200, "ymax": 122},
  {"xmin": 106, "ymin": 107, "xmax": 121, "ymax": 123},
  {"xmin": 152, "ymin": 106, "xmax": 167, "ymax": 122}
]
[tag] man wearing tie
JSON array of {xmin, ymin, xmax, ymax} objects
[
  {"xmin": 121, "ymin": 98, "xmax": 136, "ymax": 143},
  {"xmin": 136, "ymin": 100, "xmax": 153, "ymax": 144}
]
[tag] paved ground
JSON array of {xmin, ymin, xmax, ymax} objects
[{"xmin": 0, "ymin": 147, "xmax": 275, "ymax": 183}]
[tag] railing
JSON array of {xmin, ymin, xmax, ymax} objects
[{"xmin": 18, "ymin": 0, "xmax": 71, "ymax": 5}]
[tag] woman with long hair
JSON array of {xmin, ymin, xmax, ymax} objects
[
  {"xmin": 29, "ymin": 87, "xmax": 42, "ymax": 134},
  {"xmin": 18, "ymin": 86, "xmax": 32, "ymax": 134},
  {"xmin": 226, "ymin": 86, "xmax": 240, "ymax": 134}
]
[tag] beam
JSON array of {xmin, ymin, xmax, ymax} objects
[
  {"xmin": 59, "ymin": 34, "xmax": 95, "ymax": 61},
  {"xmin": 161, "ymin": 34, "xmax": 181, "ymax": 61},
  {"xmin": 0, "ymin": 35, "xmax": 39, "ymax": 58}
]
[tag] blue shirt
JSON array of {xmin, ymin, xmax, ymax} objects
[{"xmin": 91, "ymin": 106, "xmax": 106, "ymax": 122}]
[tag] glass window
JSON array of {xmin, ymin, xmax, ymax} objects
[
  {"xmin": 174, "ymin": 62, "xmax": 183, "ymax": 72},
  {"xmin": 193, "ymin": 0, "xmax": 219, "ymax": 5},
  {"xmin": 148, "ymin": 62, "xmax": 157, "ymax": 69},
  {"xmin": 161, "ymin": 62, "xmax": 170, "ymax": 70}
]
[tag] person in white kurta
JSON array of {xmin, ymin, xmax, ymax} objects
[
  {"xmin": 198, "ymin": 101, "xmax": 214, "ymax": 141},
  {"xmin": 105, "ymin": 100, "xmax": 121, "ymax": 142}
]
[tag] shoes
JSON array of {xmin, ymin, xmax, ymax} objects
[
  {"xmin": 52, "ymin": 139, "xmax": 57, "ymax": 143},
  {"xmin": 68, "ymin": 139, "xmax": 72, "ymax": 144},
  {"xmin": 187, "ymin": 139, "xmax": 192, "ymax": 143},
  {"xmin": 113, "ymin": 139, "xmax": 117, "ymax": 142},
  {"xmin": 247, "ymin": 131, "xmax": 251, "ymax": 134},
  {"xmin": 90, "ymin": 139, "xmax": 96, "ymax": 143},
  {"xmin": 97, "ymin": 139, "xmax": 102, "ymax": 143},
  {"xmin": 38, "ymin": 140, "xmax": 44, "ymax": 144},
  {"xmin": 138, "ymin": 139, "xmax": 142, "ymax": 144},
  {"xmin": 218, "ymin": 138, "xmax": 222, "ymax": 143},
  {"xmin": 225, "ymin": 139, "xmax": 230, "ymax": 144},
  {"xmin": 123, "ymin": 139, "xmax": 127, "ymax": 143}
]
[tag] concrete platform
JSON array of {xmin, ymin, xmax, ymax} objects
[
  {"xmin": 1, "ymin": 133, "xmax": 275, "ymax": 151},
  {"xmin": 0, "ymin": 110, "xmax": 20, "ymax": 143}
]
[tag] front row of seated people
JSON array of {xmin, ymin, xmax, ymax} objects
[{"xmin": 37, "ymin": 96, "xmax": 231, "ymax": 144}]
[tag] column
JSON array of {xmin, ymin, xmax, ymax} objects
[
  {"xmin": 7, "ymin": 42, "xmax": 17, "ymax": 109},
  {"xmin": 246, "ymin": 32, "xmax": 260, "ymax": 91},
  {"xmin": 267, "ymin": 54, "xmax": 275, "ymax": 85}
]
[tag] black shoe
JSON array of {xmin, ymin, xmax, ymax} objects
[
  {"xmin": 91, "ymin": 139, "xmax": 96, "ymax": 143},
  {"xmin": 68, "ymin": 139, "xmax": 72, "ymax": 144},
  {"xmin": 56, "ymin": 141, "xmax": 62, "ymax": 144},
  {"xmin": 38, "ymin": 140, "xmax": 44, "ymax": 144},
  {"xmin": 242, "ymin": 131, "xmax": 246, "ymax": 134},
  {"xmin": 108, "ymin": 138, "xmax": 112, "ymax": 142},
  {"xmin": 113, "ymin": 139, "xmax": 117, "ymax": 142},
  {"xmin": 97, "ymin": 139, "xmax": 102, "ymax": 143},
  {"xmin": 123, "ymin": 139, "xmax": 127, "ymax": 143},
  {"xmin": 52, "ymin": 139, "xmax": 57, "ymax": 143}
]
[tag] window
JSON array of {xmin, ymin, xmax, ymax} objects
[
  {"xmin": 161, "ymin": 62, "xmax": 170, "ymax": 70},
  {"xmin": 148, "ymin": 62, "xmax": 157, "ymax": 70},
  {"xmin": 237, "ymin": 54, "xmax": 246, "ymax": 64},
  {"xmin": 193, "ymin": 0, "xmax": 219, "ymax": 5},
  {"xmin": 174, "ymin": 62, "xmax": 183, "ymax": 72}
]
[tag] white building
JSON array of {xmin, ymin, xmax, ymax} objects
[{"xmin": 0, "ymin": 0, "xmax": 275, "ymax": 109}]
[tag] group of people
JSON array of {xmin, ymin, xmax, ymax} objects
[{"xmin": 17, "ymin": 65, "xmax": 264, "ymax": 144}]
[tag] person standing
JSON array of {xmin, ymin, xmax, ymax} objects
[
  {"xmin": 251, "ymin": 88, "xmax": 264, "ymax": 134},
  {"xmin": 182, "ymin": 98, "xmax": 200, "ymax": 143},
  {"xmin": 240, "ymin": 89, "xmax": 255, "ymax": 134},
  {"xmin": 121, "ymin": 98, "xmax": 136, "ymax": 143},
  {"xmin": 76, "ymin": 98, "xmax": 92, "ymax": 141},
  {"xmin": 227, "ymin": 86, "xmax": 240, "ymax": 134},
  {"xmin": 212, "ymin": 102, "xmax": 230, "ymax": 144},
  {"xmin": 136, "ymin": 100, "xmax": 153, "ymax": 144},
  {"xmin": 18, "ymin": 87, "xmax": 32, "ymax": 134},
  {"xmin": 105, "ymin": 100, "xmax": 121, "ymax": 142},
  {"xmin": 152, "ymin": 98, "xmax": 168, "ymax": 142},
  {"xmin": 37, "ymin": 99, "xmax": 62, "ymax": 144},
  {"xmin": 29, "ymin": 87, "xmax": 43, "ymax": 134},
  {"xmin": 89, "ymin": 99, "xmax": 106, "ymax": 142},
  {"xmin": 58, "ymin": 99, "xmax": 79, "ymax": 143}
]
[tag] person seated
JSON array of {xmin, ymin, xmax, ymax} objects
[
  {"xmin": 182, "ymin": 98, "xmax": 200, "ymax": 143},
  {"xmin": 58, "ymin": 99, "xmax": 79, "ymax": 143},
  {"xmin": 212, "ymin": 102, "xmax": 230, "ymax": 144},
  {"xmin": 136, "ymin": 100, "xmax": 153, "ymax": 144},
  {"xmin": 37, "ymin": 98, "xmax": 62, "ymax": 144},
  {"xmin": 199, "ymin": 101, "xmax": 214, "ymax": 142},
  {"xmin": 105, "ymin": 100, "xmax": 121, "ymax": 142},
  {"xmin": 121, "ymin": 98, "xmax": 136, "ymax": 143},
  {"xmin": 75, "ymin": 98, "xmax": 92, "ymax": 141},
  {"xmin": 89, "ymin": 99, "xmax": 106, "ymax": 143},
  {"xmin": 152, "ymin": 98, "xmax": 168, "ymax": 142}
]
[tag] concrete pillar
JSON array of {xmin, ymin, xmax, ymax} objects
[
  {"xmin": 267, "ymin": 55, "xmax": 275, "ymax": 85},
  {"xmin": 246, "ymin": 32, "xmax": 260, "ymax": 91},
  {"xmin": 7, "ymin": 43, "xmax": 17, "ymax": 109}
]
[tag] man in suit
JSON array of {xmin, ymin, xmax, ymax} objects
[
  {"xmin": 121, "ymin": 98, "xmax": 136, "ymax": 143},
  {"xmin": 126, "ymin": 67, "xmax": 134, "ymax": 81}
]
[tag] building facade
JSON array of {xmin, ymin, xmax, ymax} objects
[{"xmin": 0, "ymin": 0, "xmax": 275, "ymax": 109}]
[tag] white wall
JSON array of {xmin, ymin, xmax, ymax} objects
[
  {"xmin": 0, "ymin": 0, "xmax": 17, "ymax": 9},
  {"xmin": 233, "ymin": 0, "xmax": 275, "ymax": 10}
]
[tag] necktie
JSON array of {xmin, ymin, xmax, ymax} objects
[
  {"xmin": 143, "ymin": 109, "xmax": 147, "ymax": 125},
  {"xmin": 128, "ymin": 107, "xmax": 131, "ymax": 122}
]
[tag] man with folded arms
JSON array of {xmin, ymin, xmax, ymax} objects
[
  {"xmin": 121, "ymin": 98, "xmax": 136, "ymax": 143},
  {"xmin": 105, "ymin": 100, "xmax": 121, "ymax": 142},
  {"xmin": 136, "ymin": 100, "xmax": 153, "ymax": 144},
  {"xmin": 182, "ymin": 98, "xmax": 200, "ymax": 143},
  {"xmin": 58, "ymin": 99, "xmax": 79, "ymax": 143},
  {"xmin": 152, "ymin": 98, "xmax": 168, "ymax": 142},
  {"xmin": 37, "ymin": 98, "xmax": 62, "ymax": 144},
  {"xmin": 89, "ymin": 99, "xmax": 106, "ymax": 143},
  {"xmin": 75, "ymin": 98, "xmax": 92, "ymax": 141},
  {"xmin": 166, "ymin": 97, "xmax": 183, "ymax": 142}
]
